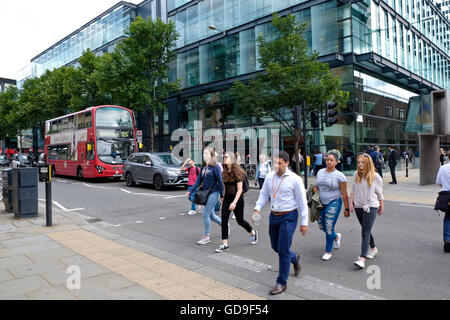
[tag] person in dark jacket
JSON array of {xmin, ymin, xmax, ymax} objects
[
  {"xmin": 436, "ymin": 162, "xmax": 450, "ymax": 252},
  {"xmin": 187, "ymin": 147, "xmax": 223, "ymax": 245},
  {"xmin": 388, "ymin": 146, "xmax": 398, "ymax": 184}
]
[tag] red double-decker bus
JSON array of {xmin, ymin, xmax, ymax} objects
[{"xmin": 44, "ymin": 105, "xmax": 137, "ymax": 180}]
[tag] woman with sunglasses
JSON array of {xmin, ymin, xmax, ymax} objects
[
  {"xmin": 316, "ymin": 150, "xmax": 350, "ymax": 261},
  {"xmin": 215, "ymin": 152, "xmax": 258, "ymax": 253},
  {"xmin": 350, "ymin": 154, "xmax": 384, "ymax": 269}
]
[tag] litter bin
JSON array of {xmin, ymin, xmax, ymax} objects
[
  {"xmin": 12, "ymin": 167, "xmax": 38, "ymax": 218},
  {"xmin": 2, "ymin": 168, "xmax": 13, "ymax": 213}
]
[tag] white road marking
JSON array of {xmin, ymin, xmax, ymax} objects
[
  {"xmin": 136, "ymin": 221, "xmax": 143, "ymax": 224},
  {"xmin": 208, "ymin": 253, "xmax": 272, "ymax": 273},
  {"xmin": 164, "ymin": 195, "xmax": 187, "ymax": 199},
  {"xmin": 120, "ymin": 188, "xmax": 132, "ymax": 194},
  {"xmin": 39, "ymin": 199, "xmax": 84, "ymax": 212},
  {"xmin": 293, "ymin": 275, "xmax": 385, "ymax": 300},
  {"xmin": 399, "ymin": 203, "xmax": 434, "ymax": 208}
]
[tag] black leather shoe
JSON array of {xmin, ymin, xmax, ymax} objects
[
  {"xmin": 444, "ymin": 242, "xmax": 450, "ymax": 253},
  {"xmin": 293, "ymin": 253, "xmax": 301, "ymax": 277},
  {"xmin": 269, "ymin": 284, "xmax": 287, "ymax": 295}
]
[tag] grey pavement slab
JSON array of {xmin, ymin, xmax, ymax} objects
[
  {"xmin": 0, "ymin": 224, "xmax": 17, "ymax": 233},
  {"xmin": 40, "ymin": 263, "xmax": 110, "ymax": 286},
  {"xmin": 0, "ymin": 254, "xmax": 33, "ymax": 269},
  {"xmin": 41, "ymin": 268, "xmax": 74, "ymax": 286},
  {"xmin": 59, "ymin": 255, "xmax": 91, "ymax": 267},
  {"xmin": 0, "ymin": 241, "xmax": 62, "ymax": 257},
  {"xmin": 105, "ymin": 285, "xmax": 163, "ymax": 300},
  {"xmin": 0, "ymin": 269, "xmax": 13, "ymax": 282},
  {"xmin": 66, "ymin": 278, "xmax": 114, "ymax": 300},
  {"xmin": 90, "ymin": 273, "xmax": 137, "ymax": 291},
  {"xmin": 0, "ymin": 276, "xmax": 50, "ymax": 299},
  {"xmin": 25, "ymin": 247, "xmax": 77, "ymax": 263},
  {"xmin": 26, "ymin": 285, "xmax": 78, "ymax": 300},
  {"xmin": 0, "ymin": 235, "xmax": 50, "ymax": 248},
  {"xmin": 8, "ymin": 260, "xmax": 67, "ymax": 278}
]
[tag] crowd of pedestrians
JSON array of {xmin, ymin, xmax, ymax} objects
[{"xmin": 182, "ymin": 144, "xmax": 449, "ymax": 296}]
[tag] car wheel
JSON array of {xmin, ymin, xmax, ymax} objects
[
  {"xmin": 125, "ymin": 172, "xmax": 135, "ymax": 187},
  {"xmin": 154, "ymin": 174, "xmax": 164, "ymax": 191}
]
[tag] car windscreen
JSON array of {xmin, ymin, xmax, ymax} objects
[
  {"xmin": 97, "ymin": 138, "xmax": 135, "ymax": 165},
  {"xmin": 152, "ymin": 154, "xmax": 181, "ymax": 166}
]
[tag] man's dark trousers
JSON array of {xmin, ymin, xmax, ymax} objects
[
  {"xmin": 389, "ymin": 164, "xmax": 397, "ymax": 183},
  {"xmin": 269, "ymin": 210, "xmax": 299, "ymax": 286}
]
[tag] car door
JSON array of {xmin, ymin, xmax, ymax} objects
[
  {"xmin": 141, "ymin": 154, "xmax": 154, "ymax": 183},
  {"xmin": 130, "ymin": 154, "xmax": 144, "ymax": 183}
]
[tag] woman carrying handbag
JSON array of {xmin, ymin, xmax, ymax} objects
[{"xmin": 187, "ymin": 148, "xmax": 223, "ymax": 245}]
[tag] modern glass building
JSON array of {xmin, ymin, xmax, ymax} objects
[
  {"xmin": 156, "ymin": 0, "xmax": 450, "ymax": 170},
  {"xmin": 18, "ymin": 0, "xmax": 168, "ymax": 88}
]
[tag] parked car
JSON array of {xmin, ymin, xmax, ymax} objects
[
  {"xmin": 0, "ymin": 155, "xmax": 9, "ymax": 167},
  {"xmin": 11, "ymin": 154, "xmax": 33, "ymax": 168},
  {"xmin": 123, "ymin": 152, "xmax": 189, "ymax": 190}
]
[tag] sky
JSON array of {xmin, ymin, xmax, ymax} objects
[{"xmin": 0, "ymin": 0, "xmax": 142, "ymax": 81}]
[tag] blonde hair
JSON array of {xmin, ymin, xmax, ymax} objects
[
  {"xmin": 355, "ymin": 154, "xmax": 376, "ymax": 187},
  {"xmin": 204, "ymin": 147, "xmax": 217, "ymax": 166}
]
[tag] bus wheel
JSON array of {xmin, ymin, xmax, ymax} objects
[
  {"xmin": 125, "ymin": 172, "xmax": 135, "ymax": 187},
  {"xmin": 154, "ymin": 174, "xmax": 165, "ymax": 191},
  {"xmin": 77, "ymin": 167, "xmax": 83, "ymax": 180}
]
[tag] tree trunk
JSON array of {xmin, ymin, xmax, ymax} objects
[{"xmin": 294, "ymin": 129, "xmax": 301, "ymax": 175}]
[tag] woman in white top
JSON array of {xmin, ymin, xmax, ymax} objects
[{"xmin": 350, "ymin": 154, "xmax": 384, "ymax": 269}]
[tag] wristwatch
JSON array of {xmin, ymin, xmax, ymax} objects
[{"xmin": 345, "ymin": 208, "xmax": 350, "ymax": 211}]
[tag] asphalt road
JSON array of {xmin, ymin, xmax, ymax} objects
[{"xmin": 38, "ymin": 176, "xmax": 450, "ymax": 300}]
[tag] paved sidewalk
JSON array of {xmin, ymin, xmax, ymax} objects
[
  {"xmin": 250, "ymin": 167, "xmax": 440, "ymax": 206},
  {"xmin": 0, "ymin": 203, "xmax": 264, "ymax": 300}
]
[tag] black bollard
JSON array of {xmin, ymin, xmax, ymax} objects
[
  {"xmin": 405, "ymin": 155, "xmax": 409, "ymax": 178},
  {"xmin": 46, "ymin": 165, "xmax": 52, "ymax": 226}
]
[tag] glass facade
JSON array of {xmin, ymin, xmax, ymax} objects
[
  {"xmin": 26, "ymin": 4, "xmax": 137, "ymax": 81},
  {"xmin": 160, "ymin": 0, "xmax": 450, "ymax": 169}
]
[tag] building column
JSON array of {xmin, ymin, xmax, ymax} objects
[{"xmin": 419, "ymin": 135, "xmax": 440, "ymax": 186}]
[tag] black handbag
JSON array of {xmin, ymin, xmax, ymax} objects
[
  {"xmin": 193, "ymin": 167, "xmax": 212, "ymax": 205},
  {"xmin": 193, "ymin": 187, "xmax": 212, "ymax": 205}
]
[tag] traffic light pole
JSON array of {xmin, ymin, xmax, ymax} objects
[{"xmin": 302, "ymin": 101, "xmax": 308, "ymax": 187}]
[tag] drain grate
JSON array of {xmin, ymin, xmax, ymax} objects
[{"xmin": 87, "ymin": 218, "xmax": 102, "ymax": 224}]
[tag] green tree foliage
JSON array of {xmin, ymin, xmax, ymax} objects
[
  {"xmin": 231, "ymin": 13, "xmax": 349, "ymax": 174},
  {"xmin": 0, "ymin": 86, "xmax": 21, "ymax": 138}
]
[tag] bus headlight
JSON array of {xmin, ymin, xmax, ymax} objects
[{"xmin": 96, "ymin": 165, "xmax": 106, "ymax": 173}]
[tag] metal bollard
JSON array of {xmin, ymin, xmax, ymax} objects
[{"xmin": 405, "ymin": 154, "xmax": 409, "ymax": 178}]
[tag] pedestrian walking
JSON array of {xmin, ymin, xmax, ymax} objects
[
  {"xmin": 440, "ymin": 148, "xmax": 448, "ymax": 166},
  {"xmin": 187, "ymin": 148, "xmax": 223, "ymax": 245},
  {"xmin": 316, "ymin": 150, "xmax": 350, "ymax": 261},
  {"xmin": 370, "ymin": 146, "xmax": 385, "ymax": 178},
  {"xmin": 435, "ymin": 162, "xmax": 450, "ymax": 252},
  {"xmin": 350, "ymin": 154, "xmax": 384, "ymax": 269},
  {"xmin": 215, "ymin": 152, "xmax": 258, "ymax": 253},
  {"xmin": 313, "ymin": 149, "xmax": 323, "ymax": 176},
  {"xmin": 255, "ymin": 154, "xmax": 272, "ymax": 190},
  {"xmin": 181, "ymin": 158, "xmax": 200, "ymax": 215},
  {"xmin": 253, "ymin": 151, "xmax": 308, "ymax": 295},
  {"xmin": 388, "ymin": 146, "xmax": 398, "ymax": 184},
  {"xmin": 215, "ymin": 152, "xmax": 223, "ymax": 215}
]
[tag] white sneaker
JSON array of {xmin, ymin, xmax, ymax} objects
[
  {"xmin": 187, "ymin": 210, "xmax": 197, "ymax": 215},
  {"xmin": 366, "ymin": 248, "xmax": 378, "ymax": 259},
  {"xmin": 334, "ymin": 233, "xmax": 342, "ymax": 249},
  {"xmin": 322, "ymin": 253, "xmax": 332, "ymax": 261},
  {"xmin": 354, "ymin": 257, "xmax": 365, "ymax": 269},
  {"xmin": 196, "ymin": 237, "xmax": 211, "ymax": 245},
  {"xmin": 215, "ymin": 244, "xmax": 229, "ymax": 253}
]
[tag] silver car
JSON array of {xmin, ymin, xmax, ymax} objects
[{"xmin": 123, "ymin": 152, "xmax": 189, "ymax": 190}]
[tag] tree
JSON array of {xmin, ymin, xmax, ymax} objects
[
  {"xmin": 231, "ymin": 14, "xmax": 348, "ymax": 175},
  {"xmin": 95, "ymin": 16, "xmax": 180, "ymax": 152},
  {"xmin": 0, "ymin": 86, "xmax": 22, "ymax": 143}
]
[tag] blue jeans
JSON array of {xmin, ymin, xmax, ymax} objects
[
  {"xmin": 444, "ymin": 212, "xmax": 450, "ymax": 242},
  {"xmin": 318, "ymin": 198, "xmax": 343, "ymax": 253},
  {"xmin": 187, "ymin": 186, "xmax": 197, "ymax": 211},
  {"xmin": 215, "ymin": 198, "xmax": 221, "ymax": 213},
  {"xmin": 269, "ymin": 210, "xmax": 299, "ymax": 286},
  {"xmin": 203, "ymin": 191, "xmax": 222, "ymax": 236}
]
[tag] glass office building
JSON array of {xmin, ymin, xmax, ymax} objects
[{"xmin": 156, "ymin": 0, "xmax": 450, "ymax": 169}]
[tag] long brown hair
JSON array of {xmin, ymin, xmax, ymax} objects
[
  {"xmin": 355, "ymin": 154, "xmax": 376, "ymax": 187},
  {"xmin": 223, "ymin": 151, "xmax": 245, "ymax": 182}
]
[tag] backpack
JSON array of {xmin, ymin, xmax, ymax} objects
[
  {"xmin": 375, "ymin": 153, "xmax": 385, "ymax": 169},
  {"xmin": 243, "ymin": 175, "xmax": 249, "ymax": 193}
]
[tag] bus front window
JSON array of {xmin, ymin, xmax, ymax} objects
[{"xmin": 97, "ymin": 138, "xmax": 135, "ymax": 164}]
